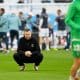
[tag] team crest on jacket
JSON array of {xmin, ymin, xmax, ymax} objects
[{"xmin": 31, "ymin": 44, "xmax": 34, "ymax": 47}]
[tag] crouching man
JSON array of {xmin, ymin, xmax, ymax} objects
[{"xmin": 13, "ymin": 29, "xmax": 43, "ymax": 71}]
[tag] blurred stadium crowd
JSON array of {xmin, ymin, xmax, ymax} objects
[
  {"xmin": 0, "ymin": 7, "xmax": 71, "ymax": 53},
  {"xmin": 0, "ymin": 0, "xmax": 72, "ymax": 3},
  {"xmin": 0, "ymin": 0, "xmax": 53, "ymax": 3}
]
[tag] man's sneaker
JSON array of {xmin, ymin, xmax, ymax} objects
[
  {"xmin": 19, "ymin": 65, "xmax": 25, "ymax": 71},
  {"xmin": 34, "ymin": 65, "xmax": 38, "ymax": 71}
]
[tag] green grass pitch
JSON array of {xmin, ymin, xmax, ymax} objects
[{"xmin": 0, "ymin": 49, "xmax": 73, "ymax": 80}]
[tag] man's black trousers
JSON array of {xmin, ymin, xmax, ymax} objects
[
  {"xmin": 10, "ymin": 30, "xmax": 19, "ymax": 48},
  {"xmin": 13, "ymin": 52, "xmax": 43, "ymax": 66}
]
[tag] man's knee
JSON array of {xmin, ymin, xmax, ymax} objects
[
  {"xmin": 37, "ymin": 53, "xmax": 43, "ymax": 62},
  {"xmin": 40, "ymin": 53, "xmax": 43, "ymax": 60},
  {"xmin": 34, "ymin": 53, "xmax": 43, "ymax": 66},
  {"xmin": 13, "ymin": 53, "xmax": 19, "ymax": 59}
]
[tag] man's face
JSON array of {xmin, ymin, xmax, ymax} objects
[
  {"xmin": 57, "ymin": 10, "xmax": 61, "ymax": 16},
  {"xmin": 24, "ymin": 31, "xmax": 32, "ymax": 40}
]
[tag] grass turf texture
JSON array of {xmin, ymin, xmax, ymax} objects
[{"xmin": 0, "ymin": 49, "xmax": 73, "ymax": 80}]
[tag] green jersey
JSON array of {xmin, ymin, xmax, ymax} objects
[{"xmin": 65, "ymin": 0, "xmax": 80, "ymax": 57}]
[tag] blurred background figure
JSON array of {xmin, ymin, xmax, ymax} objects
[
  {"xmin": 53, "ymin": 18, "xmax": 58, "ymax": 50},
  {"xmin": 55, "ymin": 9, "xmax": 67, "ymax": 49},
  {"xmin": 56, "ymin": 9, "xmax": 66, "ymax": 31},
  {"xmin": 39, "ymin": 8, "xmax": 50, "ymax": 51},
  {"xmin": 0, "ymin": 0, "xmax": 4, "ymax": 3},
  {"xmin": 25, "ymin": 12, "xmax": 33, "ymax": 32},
  {"xmin": 17, "ymin": 0, "xmax": 24, "ymax": 3},
  {"xmin": 41, "ymin": 0, "xmax": 51, "ymax": 3},
  {"xmin": 48, "ymin": 24, "xmax": 53, "ymax": 49},
  {"xmin": 0, "ymin": 8, "xmax": 9, "ymax": 52},
  {"xmin": 25, "ymin": 0, "xmax": 32, "ymax": 3},
  {"xmin": 64, "ymin": 32, "xmax": 71, "ymax": 51},
  {"xmin": 8, "ymin": 11, "xmax": 21, "ymax": 50},
  {"xmin": 18, "ymin": 12, "xmax": 26, "ymax": 31},
  {"xmin": 18, "ymin": 12, "xmax": 26, "ymax": 38},
  {"xmin": 32, "ymin": 14, "xmax": 40, "ymax": 43}
]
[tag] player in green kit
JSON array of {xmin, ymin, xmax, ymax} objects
[{"xmin": 65, "ymin": 0, "xmax": 80, "ymax": 80}]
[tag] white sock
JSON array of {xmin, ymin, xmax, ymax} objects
[
  {"xmin": 40, "ymin": 44, "xmax": 42, "ymax": 50},
  {"xmin": 69, "ymin": 76, "xmax": 74, "ymax": 80},
  {"xmin": 76, "ymin": 68, "xmax": 80, "ymax": 78},
  {"xmin": 46, "ymin": 44, "xmax": 49, "ymax": 50}
]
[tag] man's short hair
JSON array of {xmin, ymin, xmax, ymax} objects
[
  {"xmin": 57, "ymin": 9, "xmax": 61, "ymax": 13},
  {"xmin": 24, "ymin": 29, "xmax": 30, "ymax": 32},
  {"xmin": 36, "ymin": 14, "xmax": 40, "ymax": 18},
  {"xmin": 42, "ymin": 8, "xmax": 46, "ymax": 13},
  {"xmin": 19, "ymin": 11, "xmax": 23, "ymax": 15},
  {"xmin": 0, "ymin": 8, "xmax": 5, "ymax": 13}
]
